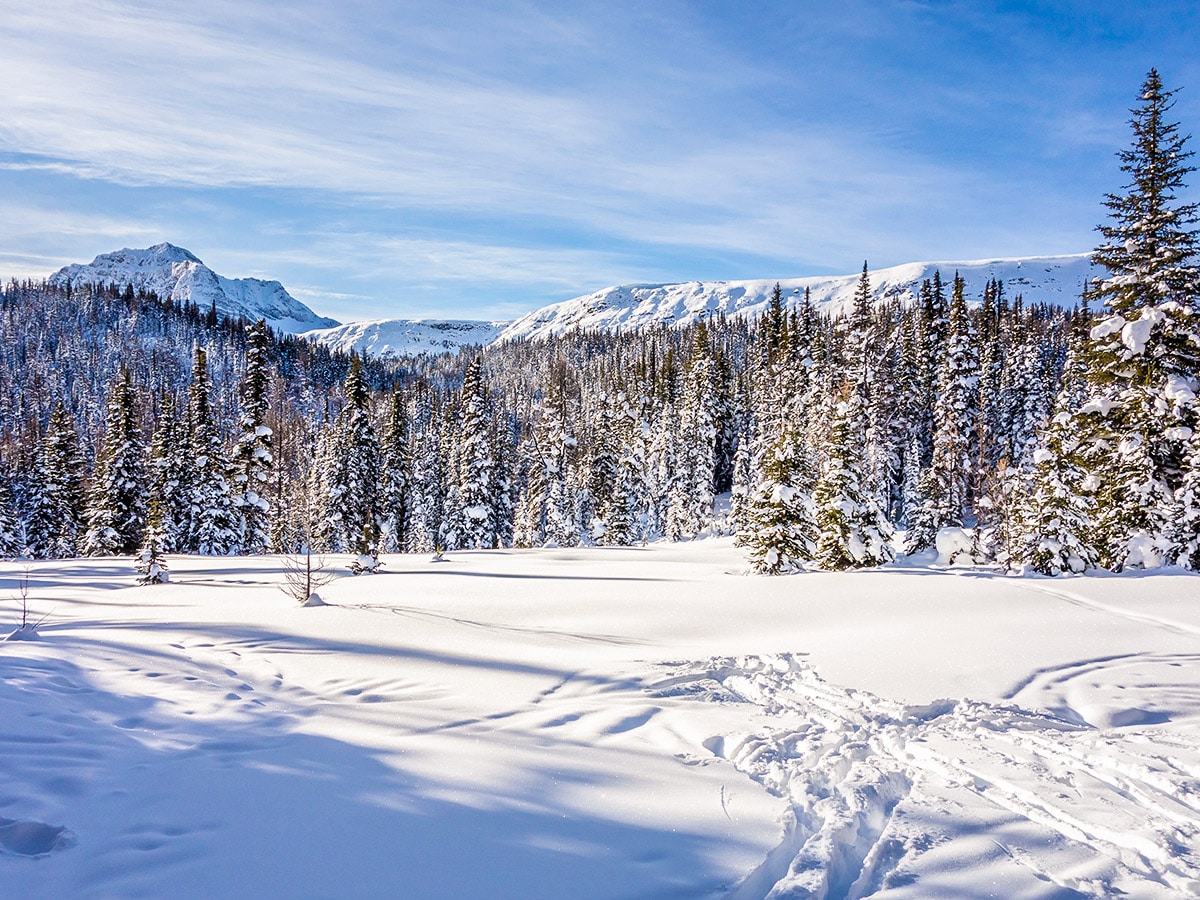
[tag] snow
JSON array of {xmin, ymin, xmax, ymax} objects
[
  {"xmin": 2, "ymin": 540, "xmax": 1200, "ymax": 898},
  {"xmin": 1090, "ymin": 314, "xmax": 1126, "ymax": 340},
  {"xmin": 48, "ymin": 243, "xmax": 339, "ymax": 334},
  {"xmin": 1121, "ymin": 310, "xmax": 1163, "ymax": 355},
  {"xmin": 498, "ymin": 254, "xmax": 1099, "ymax": 342},
  {"xmin": 302, "ymin": 318, "xmax": 509, "ymax": 358}
]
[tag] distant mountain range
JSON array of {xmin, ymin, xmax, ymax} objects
[
  {"xmin": 42, "ymin": 244, "xmax": 1099, "ymax": 353},
  {"xmin": 300, "ymin": 318, "xmax": 509, "ymax": 358},
  {"xmin": 495, "ymin": 254, "xmax": 1098, "ymax": 343},
  {"xmin": 48, "ymin": 243, "xmax": 339, "ymax": 334}
]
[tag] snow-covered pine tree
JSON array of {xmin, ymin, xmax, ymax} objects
[
  {"xmin": 902, "ymin": 467, "xmax": 940, "ymax": 555},
  {"xmin": 728, "ymin": 432, "xmax": 754, "ymax": 540},
  {"xmin": 843, "ymin": 261, "xmax": 876, "ymax": 386},
  {"xmin": 84, "ymin": 369, "xmax": 146, "ymax": 556},
  {"xmin": 232, "ymin": 320, "xmax": 273, "ymax": 554},
  {"xmin": 541, "ymin": 387, "xmax": 580, "ymax": 548},
  {"xmin": 646, "ymin": 401, "xmax": 679, "ymax": 540},
  {"xmin": 1089, "ymin": 69, "xmax": 1200, "ymax": 383},
  {"xmin": 602, "ymin": 453, "xmax": 641, "ymax": 546},
  {"xmin": 24, "ymin": 404, "xmax": 87, "ymax": 558},
  {"xmin": 186, "ymin": 347, "xmax": 240, "ymax": 555},
  {"xmin": 332, "ymin": 356, "xmax": 383, "ymax": 557},
  {"xmin": 512, "ymin": 434, "xmax": 547, "ymax": 548},
  {"xmin": 23, "ymin": 445, "xmax": 60, "ymax": 560},
  {"xmin": 147, "ymin": 394, "xmax": 192, "ymax": 553},
  {"xmin": 812, "ymin": 386, "xmax": 895, "ymax": 570},
  {"xmin": 665, "ymin": 325, "xmax": 719, "ymax": 540},
  {"xmin": 455, "ymin": 357, "xmax": 499, "ymax": 549},
  {"xmin": 928, "ymin": 272, "xmax": 980, "ymax": 529},
  {"xmin": 136, "ymin": 496, "xmax": 170, "ymax": 584},
  {"xmin": 1173, "ymin": 426, "xmax": 1200, "ymax": 568},
  {"xmin": 0, "ymin": 475, "xmax": 21, "ymax": 559},
  {"xmin": 404, "ymin": 394, "xmax": 443, "ymax": 553},
  {"xmin": 438, "ymin": 482, "xmax": 466, "ymax": 552},
  {"xmin": 741, "ymin": 424, "xmax": 816, "ymax": 574},
  {"xmin": 588, "ymin": 394, "xmax": 621, "ymax": 541},
  {"xmin": 1008, "ymin": 388, "xmax": 1097, "ymax": 575},
  {"xmin": 379, "ymin": 388, "xmax": 410, "ymax": 554},
  {"xmin": 1077, "ymin": 69, "xmax": 1200, "ymax": 567}
]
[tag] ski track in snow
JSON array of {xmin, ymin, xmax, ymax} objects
[
  {"xmin": 656, "ymin": 654, "xmax": 1200, "ymax": 899},
  {"xmin": 5, "ymin": 549, "xmax": 1200, "ymax": 898},
  {"xmin": 1014, "ymin": 579, "xmax": 1200, "ymax": 639}
]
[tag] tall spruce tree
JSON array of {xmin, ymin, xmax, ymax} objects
[
  {"xmin": 147, "ymin": 394, "xmax": 192, "ymax": 553},
  {"xmin": 25, "ymin": 405, "xmax": 86, "ymax": 558},
  {"xmin": 812, "ymin": 387, "xmax": 895, "ymax": 570},
  {"xmin": 741, "ymin": 424, "xmax": 816, "ymax": 574},
  {"xmin": 1078, "ymin": 69, "xmax": 1200, "ymax": 568},
  {"xmin": 331, "ymin": 356, "xmax": 382, "ymax": 555},
  {"xmin": 186, "ymin": 347, "xmax": 240, "ymax": 555},
  {"xmin": 455, "ymin": 357, "xmax": 499, "ymax": 549},
  {"xmin": 84, "ymin": 369, "xmax": 146, "ymax": 555},
  {"xmin": 379, "ymin": 389, "xmax": 411, "ymax": 553},
  {"xmin": 232, "ymin": 320, "xmax": 273, "ymax": 553},
  {"xmin": 0, "ymin": 476, "xmax": 21, "ymax": 559}
]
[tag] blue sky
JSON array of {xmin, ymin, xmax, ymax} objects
[{"xmin": 1, "ymin": 1, "xmax": 1197, "ymax": 323}]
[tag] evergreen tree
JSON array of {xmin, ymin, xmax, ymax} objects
[
  {"xmin": 1172, "ymin": 427, "xmax": 1200, "ymax": 568},
  {"xmin": 330, "ymin": 357, "xmax": 383, "ymax": 555},
  {"xmin": 25, "ymin": 404, "xmax": 87, "ymax": 558},
  {"xmin": 741, "ymin": 424, "xmax": 816, "ymax": 574},
  {"xmin": 1009, "ymin": 398, "xmax": 1097, "ymax": 575},
  {"xmin": 232, "ymin": 320, "xmax": 273, "ymax": 553},
  {"xmin": 147, "ymin": 394, "xmax": 192, "ymax": 553},
  {"xmin": 85, "ymin": 369, "xmax": 146, "ymax": 555},
  {"xmin": 186, "ymin": 348, "xmax": 240, "ymax": 555},
  {"xmin": 0, "ymin": 476, "xmax": 21, "ymax": 559},
  {"xmin": 928, "ymin": 273, "xmax": 980, "ymax": 529},
  {"xmin": 379, "ymin": 389, "xmax": 411, "ymax": 553},
  {"xmin": 455, "ymin": 357, "xmax": 499, "ymax": 549},
  {"xmin": 136, "ymin": 497, "xmax": 170, "ymax": 584},
  {"xmin": 665, "ymin": 327, "xmax": 719, "ymax": 539},
  {"xmin": 1089, "ymin": 69, "xmax": 1200, "ymax": 376},
  {"xmin": 1076, "ymin": 70, "xmax": 1200, "ymax": 567},
  {"xmin": 812, "ymin": 387, "xmax": 895, "ymax": 570}
]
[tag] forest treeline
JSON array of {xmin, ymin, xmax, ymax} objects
[{"xmin": 1, "ymin": 69, "xmax": 1197, "ymax": 577}]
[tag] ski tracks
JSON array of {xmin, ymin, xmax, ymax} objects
[{"xmin": 653, "ymin": 654, "xmax": 1200, "ymax": 899}]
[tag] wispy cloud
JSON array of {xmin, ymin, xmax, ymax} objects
[{"xmin": 0, "ymin": 1, "xmax": 1189, "ymax": 318}]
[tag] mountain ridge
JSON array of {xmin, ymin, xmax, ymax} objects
[
  {"xmin": 48, "ymin": 242, "xmax": 340, "ymax": 334},
  {"xmin": 494, "ymin": 253, "xmax": 1098, "ymax": 343},
  {"xmin": 42, "ymin": 244, "xmax": 1099, "ymax": 354}
]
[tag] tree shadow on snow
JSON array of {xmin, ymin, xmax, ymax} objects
[{"xmin": 0, "ymin": 647, "xmax": 749, "ymax": 900}]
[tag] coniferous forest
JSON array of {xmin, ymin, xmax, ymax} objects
[{"xmin": 2, "ymin": 70, "xmax": 1198, "ymax": 579}]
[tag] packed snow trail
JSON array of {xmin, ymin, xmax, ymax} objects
[{"xmin": 657, "ymin": 655, "xmax": 1200, "ymax": 899}]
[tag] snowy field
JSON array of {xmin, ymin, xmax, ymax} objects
[{"xmin": 2, "ymin": 539, "xmax": 1200, "ymax": 899}]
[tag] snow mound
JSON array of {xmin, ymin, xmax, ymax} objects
[{"xmin": 48, "ymin": 243, "xmax": 339, "ymax": 334}]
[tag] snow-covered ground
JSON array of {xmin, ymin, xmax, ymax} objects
[{"xmin": 2, "ymin": 539, "xmax": 1199, "ymax": 898}]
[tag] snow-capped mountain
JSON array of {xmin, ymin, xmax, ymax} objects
[
  {"xmin": 49, "ymin": 243, "xmax": 340, "ymax": 334},
  {"xmin": 301, "ymin": 318, "xmax": 508, "ymax": 358},
  {"xmin": 497, "ymin": 254, "xmax": 1098, "ymax": 343}
]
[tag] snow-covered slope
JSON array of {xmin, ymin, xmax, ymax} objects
[
  {"xmin": 302, "ymin": 318, "xmax": 508, "ymax": 358},
  {"xmin": 49, "ymin": 243, "xmax": 339, "ymax": 334},
  {"xmin": 498, "ymin": 253, "xmax": 1098, "ymax": 342},
  {"xmin": 2, "ymin": 541, "xmax": 1199, "ymax": 898}
]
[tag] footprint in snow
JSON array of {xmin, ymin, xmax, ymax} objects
[{"xmin": 0, "ymin": 817, "xmax": 75, "ymax": 857}]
